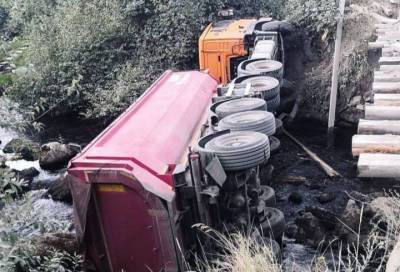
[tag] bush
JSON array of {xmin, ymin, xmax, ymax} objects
[
  {"xmin": 0, "ymin": 168, "xmax": 26, "ymax": 202},
  {"xmin": 2, "ymin": 0, "xmax": 339, "ymax": 122},
  {"xmin": 0, "ymin": 190, "xmax": 79, "ymax": 271},
  {"xmin": 7, "ymin": 0, "xmax": 230, "ymax": 120},
  {"xmin": 84, "ymin": 63, "xmax": 148, "ymax": 119}
]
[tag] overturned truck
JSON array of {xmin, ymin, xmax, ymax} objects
[{"xmin": 67, "ymin": 18, "xmax": 293, "ymax": 272}]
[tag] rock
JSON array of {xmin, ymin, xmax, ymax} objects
[
  {"xmin": 285, "ymin": 223, "xmax": 298, "ymax": 239},
  {"xmin": 337, "ymin": 199, "xmax": 373, "ymax": 244},
  {"xmin": 304, "ymin": 180, "xmax": 323, "ymax": 190},
  {"xmin": 31, "ymin": 178, "xmax": 57, "ymax": 190},
  {"xmin": 305, "ymin": 206, "xmax": 337, "ymax": 230},
  {"xmin": 347, "ymin": 191, "xmax": 372, "ymax": 203},
  {"xmin": 39, "ymin": 142, "xmax": 81, "ymax": 170},
  {"xmin": 0, "ymin": 156, "xmax": 6, "ymax": 168},
  {"xmin": 13, "ymin": 167, "xmax": 39, "ymax": 181},
  {"xmin": 295, "ymin": 212, "xmax": 325, "ymax": 246},
  {"xmin": 48, "ymin": 177, "xmax": 72, "ymax": 204},
  {"xmin": 3, "ymin": 138, "xmax": 40, "ymax": 161},
  {"xmin": 288, "ymin": 192, "xmax": 303, "ymax": 204},
  {"xmin": 317, "ymin": 192, "xmax": 336, "ymax": 204}
]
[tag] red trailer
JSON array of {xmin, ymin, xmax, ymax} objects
[{"xmin": 67, "ymin": 70, "xmax": 218, "ymax": 272}]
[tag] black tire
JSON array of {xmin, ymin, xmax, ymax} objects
[
  {"xmin": 281, "ymin": 79, "xmax": 296, "ymax": 98},
  {"xmin": 239, "ymin": 76, "xmax": 280, "ymax": 100},
  {"xmin": 215, "ymin": 98, "xmax": 267, "ymax": 118},
  {"xmin": 218, "ymin": 111, "xmax": 276, "ymax": 136},
  {"xmin": 274, "ymin": 118, "xmax": 283, "ymax": 136},
  {"xmin": 238, "ymin": 59, "xmax": 283, "ymax": 83},
  {"xmin": 266, "ymin": 95, "xmax": 280, "ymax": 113},
  {"xmin": 259, "ymin": 207, "xmax": 286, "ymax": 240},
  {"xmin": 259, "ymin": 185, "xmax": 276, "ymax": 207},
  {"xmin": 269, "ymin": 136, "xmax": 281, "ymax": 154},
  {"xmin": 204, "ymin": 131, "xmax": 270, "ymax": 171}
]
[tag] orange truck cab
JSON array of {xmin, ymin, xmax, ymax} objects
[{"xmin": 199, "ymin": 18, "xmax": 282, "ymax": 84}]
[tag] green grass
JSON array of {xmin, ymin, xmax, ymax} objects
[
  {"xmin": 12, "ymin": 50, "xmax": 28, "ymax": 67},
  {"xmin": 0, "ymin": 73, "xmax": 13, "ymax": 86}
]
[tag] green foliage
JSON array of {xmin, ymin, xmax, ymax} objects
[
  {"xmin": 1, "ymin": 0, "xmax": 339, "ymax": 122},
  {"xmin": 84, "ymin": 63, "xmax": 148, "ymax": 119},
  {"xmin": 0, "ymin": 73, "xmax": 12, "ymax": 86},
  {"xmin": 285, "ymin": 0, "xmax": 337, "ymax": 33},
  {"xmin": 0, "ymin": 190, "xmax": 79, "ymax": 271},
  {"xmin": 0, "ymin": 0, "xmax": 56, "ymax": 34},
  {"xmin": 6, "ymin": 0, "xmax": 229, "ymax": 120},
  {"xmin": 0, "ymin": 168, "xmax": 26, "ymax": 202}
]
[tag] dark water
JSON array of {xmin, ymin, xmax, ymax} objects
[{"xmin": 269, "ymin": 118, "xmax": 398, "ymax": 269}]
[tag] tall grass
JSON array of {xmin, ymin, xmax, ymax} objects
[{"xmin": 193, "ymin": 193, "xmax": 400, "ymax": 272}]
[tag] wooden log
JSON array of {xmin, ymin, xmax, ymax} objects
[
  {"xmin": 358, "ymin": 119, "xmax": 400, "ymax": 135},
  {"xmin": 374, "ymin": 73, "xmax": 400, "ymax": 82},
  {"xmin": 373, "ymin": 82, "xmax": 400, "ymax": 93},
  {"xmin": 369, "ymin": 42, "xmax": 385, "ymax": 50},
  {"xmin": 379, "ymin": 64, "xmax": 400, "ymax": 71},
  {"xmin": 365, "ymin": 105, "xmax": 400, "ymax": 120},
  {"xmin": 376, "ymin": 23, "xmax": 400, "ymax": 29},
  {"xmin": 374, "ymin": 93, "xmax": 400, "ymax": 105},
  {"xmin": 379, "ymin": 56, "xmax": 400, "ymax": 65},
  {"xmin": 358, "ymin": 153, "xmax": 400, "ymax": 178},
  {"xmin": 352, "ymin": 135, "xmax": 400, "ymax": 156}
]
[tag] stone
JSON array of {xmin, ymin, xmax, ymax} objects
[
  {"xmin": 3, "ymin": 138, "xmax": 40, "ymax": 161},
  {"xmin": 336, "ymin": 199, "xmax": 374, "ymax": 244},
  {"xmin": 48, "ymin": 177, "xmax": 72, "ymax": 204},
  {"xmin": 13, "ymin": 167, "xmax": 39, "ymax": 181},
  {"xmin": 31, "ymin": 178, "xmax": 57, "ymax": 190},
  {"xmin": 317, "ymin": 192, "xmax": 336, "ymax": 204},
  {"xmin": 39, "ymin": 142, "xmax": 81, "ymax": 170},
  {"xmin": 288, "ymin": 192, "xmax": 303, "ymax": 204},
  {"xmin": 305, "ymin": 206, "xmax": 337, "ymax": 230},
  {"xmin": 295, "ymin": 212, "xmax": 325, "ymax": 246},
  {"xmin": 285, "ymin": 223, "xmax": 298, "ymax": 239}
]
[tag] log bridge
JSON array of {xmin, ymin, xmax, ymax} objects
[{"xmin": 354, "ymin": 19, "xmax": 400, "ymax": 178}]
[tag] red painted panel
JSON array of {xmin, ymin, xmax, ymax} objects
[{"xmin": 71, "ymin": 70, "xmax": 217, "ymax": 184}]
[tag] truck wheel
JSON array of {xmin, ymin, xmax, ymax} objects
[
  {"xmin": 259, "ymin": 185, "xmax": 276, "ymax": 206},
  {"xmin": 218, "ymin": 110, "xmax": 276, "ymax": 136},
  {"xmin": 266, "ymin": 95, "xmax": 280, "ymax": 113},
  {"xmin": 239, "ymin": 76, "xmax": 280, "ymax": 100},
  {"xmin": 259, "ymin": 207, "xmax": 286, "ymax": 240},
  {"xmin": 269, "ymin": 136, "xmax": 281, "ymax": 154},
  {"xmin": 238, "ymin": 59, "xmax": 283, "ymax": 83},
  {"xmin": 215, "ymin": 98, "xmax": 267, "ymax": 118},
  {"xmin": 274, "ymin": 118, "xmax": 283, "ymax": 136},
  {"xmin": 204, "ymin": 131, "xmax": 270, "ymax": 171},
  {"xmin": 281, "ymin": 79, "xmax": 295, "ymax": 98}
]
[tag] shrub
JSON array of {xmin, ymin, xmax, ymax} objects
[
  {"xmin": 84, "ymin": 63, "xmax": 148, "ymax": 119},
  {"xmin": 0, "ymin": 190, "xmax": 79, "ymax": 271},
  {"xmin": 0, "ymin": 168, "xmax": 26, "ymax": 202}
]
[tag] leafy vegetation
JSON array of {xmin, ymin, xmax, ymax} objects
[
  {"xmin": 0, "ymin": 168, "xmax": 26, "ymax": 202},
  {"xmin": 0, "ymin": 0, "xmax": 340, "ymax": 124},
  {"xmin": 0, "ymin": 190, "xmax": 80, "ymax": 271}
]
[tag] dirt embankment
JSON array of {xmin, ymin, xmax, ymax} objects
[{"xmin": 285, "ymin": 0, "xmax": 395, "ymax": 125}]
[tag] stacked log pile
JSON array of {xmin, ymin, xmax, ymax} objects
[{"xmin": 353, "ymin": 18, "xmax": 400, "ymax": 178}]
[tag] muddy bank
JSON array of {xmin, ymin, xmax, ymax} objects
[{"xmin": 269, "ymin": 118, "xmax": 399, "ymax": 267}]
